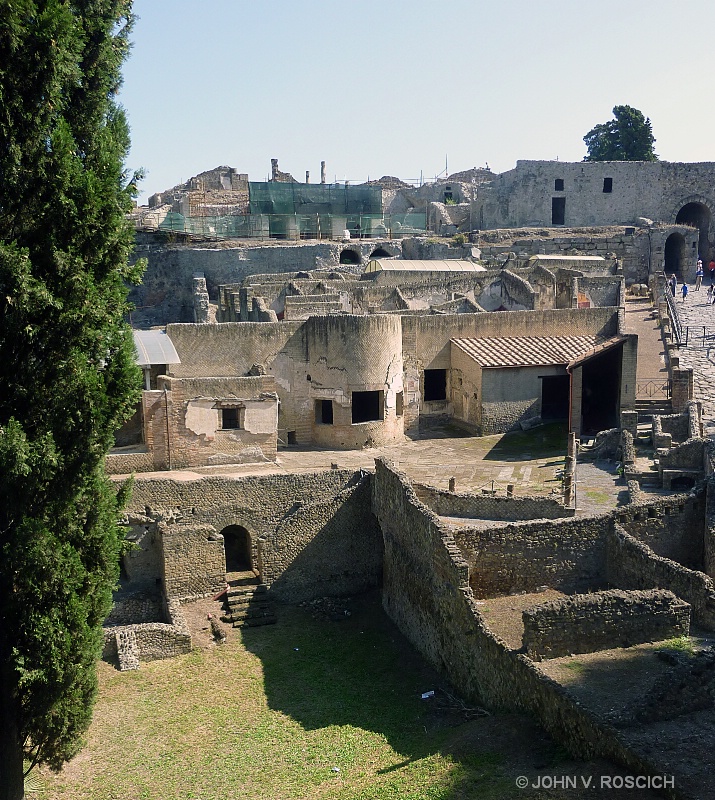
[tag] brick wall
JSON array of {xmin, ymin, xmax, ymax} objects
[{"xmin": 452, "ymin": 515, "xmax": 610, "ymax": 598}]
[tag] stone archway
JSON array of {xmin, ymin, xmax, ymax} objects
[
  {"xmin": 220, "ymin": 525, "xmax": 252, "ymax": 573},
  {"xmin": 674, "ymin": 197, "xmax": 713, "ymax": 261},
  {"xmin": 664, "ymin": 232, "xmax": 687, "ymax": 279},
  {"xmin": 369, "ymin": 247, "xmax": 392, "ymax": 259},
  {"xmin": 339, "ymin": 248, "xmax": 361, "ymax": 265}
]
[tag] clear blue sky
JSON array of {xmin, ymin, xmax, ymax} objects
[{"xmin": 120, "ymin": 0, "xmax": 715, "ymax": 203}]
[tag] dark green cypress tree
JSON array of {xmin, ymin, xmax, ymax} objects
[
  {"xmin": 0, "ymin": 2, "xmax": 143, "ymax": 797},
  {"xmin": 583, "ymin": 105, "xmax": 658, "ymax": 162}
]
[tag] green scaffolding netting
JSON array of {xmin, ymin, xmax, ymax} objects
[
  {"xmin": 158, "ymin": 210, "xmax": 426, "ymax": 240},
  {"xmin": 248, "ymin": 182, "xmax": 383, "ymax": 216}
]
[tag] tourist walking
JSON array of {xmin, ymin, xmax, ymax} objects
[
  {"xmin": 669, "ymin": 274, "xmax": 677, "ymax": 296},
  {"xmin": 709, "ymin": 259, "xmax": 715, "ymax": 284},
  {"xmin": 682, "ymin": 282, "xmax": 689, "ymax": 302},
  {"xmin": 707, "ymin": 284, "xmax": 714, "ymax": 304},
  {"xmin": 696, "ymin": 261, "xmax": 704, "ymax": 290}
]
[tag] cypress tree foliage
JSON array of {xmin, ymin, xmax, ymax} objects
[
  {"xmin": 583, "ymin": 105, "xmax": 658, "ymax": 162},
  {"xmin": 0, "ymin": 2, "xmax": 143, "ymax": 797}
]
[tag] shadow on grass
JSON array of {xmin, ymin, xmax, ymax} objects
[
  {"xmin": 482, "ymin": 422, "xmax": 568, "ymax": 462},
  {"xmin": 241, "ymin": 592, "xmax": 576, "ymax": 800}
]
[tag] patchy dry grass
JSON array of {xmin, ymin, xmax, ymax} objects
[
  {"xmin": 36, "ymin": 595, "xmax": 653, "ymax": 800},
  {"xmin": 37, "ymin": 597, "xmax": 524, "ymax": 800}
]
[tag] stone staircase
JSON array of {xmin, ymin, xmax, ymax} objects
[
  {"xmin": 635, "ymin": 398, "xmax": 672, "ymax": 421},
  {"xmin": 220, "ymin": 571, "xmax": 277, "ymax": 628}
]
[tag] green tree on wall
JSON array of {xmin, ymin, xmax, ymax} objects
[
  {"xmin": 0, "ymin": 2, "xmax": 144, "ymax": 797},
  {"xmin": 583, "ymin": 105, "xmax": 658, "ymax": 162}
]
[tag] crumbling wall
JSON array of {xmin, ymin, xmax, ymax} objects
[
  {"xmin": 413, "ymin": 483, "xmax": 573, "ymax": 520},
  {"xmin": 616, "ymin": 494, "xmax": 705, "ymax": 570},
  {"xmin": 452, "ymin": 515, "xmax": 610, "ymax": 598},
  {"xmin": 371, "ymin": 458, "xmax": 664, "ymax": 768},
  {"xmin": 522, "ymin": 589, "xmax": 690, "ymax": 661},
  {"xmin": 122, "ymin": 469, "xmax": 381, "ymax": 603},
  {"xmin": 606, "ymin": 524, "xmax": 715, "ymax": 629}
]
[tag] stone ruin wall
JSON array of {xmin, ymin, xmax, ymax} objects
[
  {"xmin": 522, "ymin": 589, "xmax": 691, "ymax": 661},
  {"xmin": 122, "ymin": 469, "xmax": 382, "ymax": 604},
  {"xmin": 413, "ymin": 483, "xmax": 574, "ymax": 521}
]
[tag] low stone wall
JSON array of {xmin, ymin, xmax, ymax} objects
[
  {"xmin": 103, "ymin": 598, "xmax": 191, "ymax": 666},
  {"xmin": 522, "ymin": 589, "xmax": 690, "ymax": 661},
  {"xmin": 106, "ymin": 449, "xmax": 155, "ymax": 475},
  {"xmin": 414, "ymin": 483, "xmax": 573, "ymax": 520},
  {"xmin": 607, "ymin": 524, "xmax": 715, "ymax": 630}
]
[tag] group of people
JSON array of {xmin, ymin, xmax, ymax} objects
[{"xmin": 668, "ymin": 257, "xmax": 715, "ymax": 302}]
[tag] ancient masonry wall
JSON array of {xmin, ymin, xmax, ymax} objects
[
  {"xmin": 606, "ymin": 524, "xmax": 715, "ymax": 630},
  {"xmin": 103, "ymin": 598, "xmax": 191, "ymax": 666},
  {"xmin": 615, "ymin": 493, "xmax": 705, "ymax": 570},
  {"xmin": 413, "ymin": 483, "xmax": 574, "ymax": 521},
  {"xmin": 123, "ymin": 470, "xmax": 382, "ymax": 602},
  {"xmin": 371, "ymin": 458, "xmax": 662, "ymax": 770},
  {"xmin": 452, "ymin": 514, "xmax": 611, "ymax": 598},
  {"xmin": 522, "ymin": 589, "xmax": 690, "ymax": 661}
]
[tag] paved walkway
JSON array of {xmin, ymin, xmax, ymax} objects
[
  {"xmin": 668, "ymin": 280, "xmax": 715, "ymax": 435},
  {"xmin": 622, "ymin": 296, "xmax": 669, "ymax": 383}
]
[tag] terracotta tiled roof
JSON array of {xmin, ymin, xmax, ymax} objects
[{"xmin": 451, "ymin": 335, "xmax": 624, "ymax": 368}]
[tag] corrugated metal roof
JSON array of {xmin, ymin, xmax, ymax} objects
[
  {"xmin": 365, "ymin": 259, "xmax": 486, "ymax": 273},
  {"xmin": 133, "ymin": 330, "xmax": 181, "ymax": 367},
  {"xmin": 452, "ymin": 335, "xmax": 622, "ymax": 368},
  {"xmin": 528, "ymin": 254, "xmax": 606, "ymax": 263}
]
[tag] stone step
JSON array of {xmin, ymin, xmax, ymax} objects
[
  {"xmin": 233, "ymin": 615, "xmax": 277, "ymax": 628},
  {"xmin": 227, "ymin": 583, "xmax": 268, "ymax": 599},
  {"xmin": 222, "ymin": 607, "xmax": 277, "ymax": 624},
  {"xmin": 227, "ymin": 596, "xmax": 272, "ymax": 611}
]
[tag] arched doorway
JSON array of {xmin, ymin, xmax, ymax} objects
[
  {"xmin": 339, "ymin": 248, "xmax": 361, "ymax": 265},
  {"xmin": 664, "ymin": 232, "xmax": 687, "ymax": 279},
  {"xmin": 675, "ymin": 202, "xmax": 711, "ymax": 260},
  {"xmin": 221, "ymin": 525, "xmax": 252, "ymax": 572},
  {"xmin": 369, "ymin": 247, "xmax": 391, "ymax": 259}
]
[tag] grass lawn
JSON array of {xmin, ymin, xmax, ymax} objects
[{"xmin": 36, "ymin": 594, "xmax": 631, "ymax": 800}]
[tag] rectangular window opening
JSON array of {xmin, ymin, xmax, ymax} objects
[
  {"xmin": 551, "ymin": 197, "xmax": 565, "ymax": 225},
  {"xmin": 554, "ymin": 178, "xmax": 564, "ymax": 191},
  {"xmin": 315, "ymin": 399, "xmax": 334, "ymax": 425},
  {"xmin": 423, "ymin": 369, "xmax": 447, "ymax": 402},
  {"xmin": 603, "ymin": 177, "xmax": 613, "ymax": 193},
  {"xmin": 220, "ymin": 407, "xmax": 242, "ymax": 429},
  {"xmin": 352, "ymin": 390, "xmax": 383, "ymax": 424}
]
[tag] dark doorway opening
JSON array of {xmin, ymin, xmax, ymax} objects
[
  {"xmin": 423, "ymin": 369, "xmax": 447, "ymax": 401},
  {"xmin": 676, "ymin": 202, "xmax": 711, "ymax": 260},
  {"xmin": 339, "ymin": 249, "xmax": 361, "ymax": 265},
  {"xmin": 541, "ymin": 375, "xmax": 570, "ymax": 420},
  {"xmin": 580, "ymin": 346, "xmax": 623, "ymax": 435},
  {"xmin": 369, "ymin": 247, "xmax": 391, "ymax": 259},
  {"xmin": 315, "ymin": 399, "xmax": 333, "ymax": 424},
  {"xmin": 221, "ymin": 525, "xmax": 252, "ymax": 572},
  {"xmin": 671, "ymin": 476, "xmax": 696, "ymax": 491},
  {"xmin": 352, "ymin": 390, "xmax": 382, "ymax": 423},
  {"xmin": 552, "ymin": 197, "xmax": 565, "ymax": 225},
  {"xmin": 664, "ymin": 232, "xmax": 686, "ymax": 279}
]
